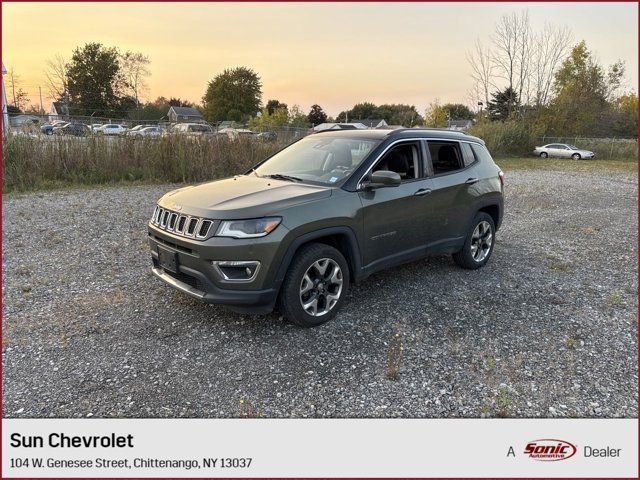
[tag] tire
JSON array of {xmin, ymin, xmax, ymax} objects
[
  {"xmin": 540, "ymin": 152, "xmax": 548, "ymax": 158},
  {"xmin": 279, "ymin": 243, "xmax": 350, "ymax": 327},
  {"xmin": 571, "ymin": 153, "xmax": 581, "ymax": 160},
  {"xmin": 452, "ymin": 212, "xmax": 496, "ymax": 270}
]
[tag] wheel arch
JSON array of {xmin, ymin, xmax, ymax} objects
[{"xmin": 274, "ymin": 227, "xmax": 363, "ymax": 291}]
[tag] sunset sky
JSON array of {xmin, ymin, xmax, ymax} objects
[{"xmin": 2, "ymin": 2, "xmax": 638, "ymax": 116}]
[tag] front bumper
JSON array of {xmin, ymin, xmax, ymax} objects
[{"xmin": 148, "ymin": 223, "xmax": 287, "ymax": 314}]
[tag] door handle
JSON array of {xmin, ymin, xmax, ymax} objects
[
  {"xmin": 413, "ymin": 188, "xmax": 432, "ymax": 196},
  {"xmin": 465, "ymin": 177, "xmax": 479, "ymax": 185}
]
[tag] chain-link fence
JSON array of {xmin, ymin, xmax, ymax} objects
[{"xmin": 4, "ymin": 113, "xmax": 309, "ymax": 144}]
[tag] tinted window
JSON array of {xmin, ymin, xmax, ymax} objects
[
  {"xmin": 373, "ymin": 143, "xmax": 420, "ymax": 181},
  {"xmin": 428, "ymin": 141, "xmax": 463, "ymax": 175},
  {"xmin": 470, "ymin": 143, "xmax": 494, "ymax": 164},
  {"xmin": 460, "ymin": 143, "xmax": 476, "ymax": 167}
]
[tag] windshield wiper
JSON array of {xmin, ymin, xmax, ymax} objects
[{"xmin": 265, "ymin": 173, "xmax": 303, "ymax": 182}]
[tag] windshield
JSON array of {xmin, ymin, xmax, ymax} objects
[
  {"xmin": 254, "ymin": 136, "xmax": 379, "ymax": 186},
  {"xmin": 567, "ymin": 145, "xmax": 579, "ymax": 150}
]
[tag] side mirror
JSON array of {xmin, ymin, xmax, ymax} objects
[{"xmin": 363, "ymin": 170, "xmax": 401, "ymax": 190}]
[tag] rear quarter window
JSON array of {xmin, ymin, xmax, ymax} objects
[
  {"xmin": 469, "ymin": 143, "xmax": 495, "ymax": 164},
  {"xmin": 460, "ymin": 143, "xmax": 477, "ymax": 167}
]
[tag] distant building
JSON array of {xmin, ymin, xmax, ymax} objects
[
  {"xmin": 354, "ymin": 118, "xmax": 388, "ymax": 129},
  {"xmin": 311, "ymin": 122, "xmax": 368, "ymax": 133},
  {"xmin": 168, "ymin": 106, "xmax": 204, "ymax": 123},
  {"xmin": 48, "ymin": 101, "xmax": 69, "ymax": 122},
  {"xmin": 446, "ymin": 119, "xmax": 474, "ymax": 132}
]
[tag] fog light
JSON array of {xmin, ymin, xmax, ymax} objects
[{"xmin": 212, "ymin": 261, "xmax": 260, "ymax": 282}]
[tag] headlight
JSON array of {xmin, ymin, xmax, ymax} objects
[{"xmin": 216, "ymin": 217, "xmax": 282, "ymax": 238}]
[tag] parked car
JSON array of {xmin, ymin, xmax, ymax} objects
[
  {"xmin": 148, "ymin": 128, "xmax": 504, "ymax": 327},
  {"xmin": 170, "ymin": 123, "xmax": 214, "ymax": 135},
  {"xmin": 53, "ymin": 123, "xmax": 91, "ymax": 136},
  {"xmin": 9, "ymin": 114, "xmax": 40, "ymax": 128},
  {"xmin": 218, "ymin": 128, "xmax": 256, "ymax": 140},
  {"xmin": 97, "ymin": 124, "xmax": 127, "ymax": 135},
  {"xmin": 256, "ymin": 131, "xmax": 278, "ymax": 142},
  {"xmin": 126, "ymin": 125, "xmax": 146, "ymax": 136},
  {"xmin": 136, "ymin": 126, "xmax": 163, "ymax": 137},
  {"xmin": 41, "ymin": 120, "xmax": 67, "ymax": 135},
  {"xmin": 533, "ymin": 143, "xmax": 595, "ymax": 160}
]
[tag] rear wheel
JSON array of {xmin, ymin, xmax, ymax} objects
[
  {"xmin": 279, "ymin": 243, "xmax": 349, "ymax": 327},
  {"xmin": 453, "ymin": 212, "xmax": 496, "ymax": 270},
  {"xmin": 540, "ymin": 152, "xmax": 548, "ymax": 158},
  {"xmin": 571, "ymin": 153, "xmax": 581, "ymax": 160}
]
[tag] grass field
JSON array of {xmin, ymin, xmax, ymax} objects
[
  {"xmin": 496, "ymin": 156, "xmax": 638, "ymax": 175},
  {"xmin": 2, "ymin": 132, "xmax": 637, "ymax": 194}
]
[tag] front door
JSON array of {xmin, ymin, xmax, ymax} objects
[{"xmin": 358, "ymin": 141, "xmax": 434, "ymax": 269}]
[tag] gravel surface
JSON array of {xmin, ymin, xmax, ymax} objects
[{"xmin": 2, "ymin": 168, "xmax": 637, "ymax": 418}]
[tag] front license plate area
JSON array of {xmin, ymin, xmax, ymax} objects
[{"xmin": 157, "ymin": 246, "xmax": 178, "ymax": 273}]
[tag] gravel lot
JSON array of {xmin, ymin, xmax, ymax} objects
[{"xmin": 2, "ymin": 167, "xmax": 637, "ymax": 418}]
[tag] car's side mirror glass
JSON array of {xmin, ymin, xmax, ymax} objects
[{"xmin": 363, "ymin": 170, "xmax": 402, "ymax": 190}]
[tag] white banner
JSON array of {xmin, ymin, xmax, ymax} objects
[{"xmin": 2, "ymin": 418, "xmax": 637, "ymax": 478}]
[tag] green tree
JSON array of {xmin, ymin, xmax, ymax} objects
[
  {"xmin": 441, "ymin": 103, "xmax": 475, "ymax": 120},
  {"xmin": 67, "ymin": 43, "xmax": 122, "ymax": 116},
  {"xmin": 348, "ymin": 102, "xmax": 379, "ymax": 120},
  {"xmin": 266, "ymin": 99, "xmax": 288, "ymax": 115},
  {"xmin": 288, "ymin": 105, "xmax": 309, "ymax": 128},
  {"xmin": 424, "ymin": 100, "xmax": 448, "ymax": 127},
  {"xmin": 487, "ymin": 87, "xmax": 520, "ymax": 121},
  {"xmin": 550, "ymin": 41, "xmax": 625, "ymax": 135},
  {"xmin": 202, "ymin": 67, "xmax": 262, "ymax": 123},
  {"xmin": 307, "ymin": 104, "xmax": 328, "ymax": 125},
  {"xmin": 248, "ymin": 106, "xmax": 289, "ymax": 129},
  {"xmin": 377, "ymin": 104, "xmax": 423, "ymax": 126}
]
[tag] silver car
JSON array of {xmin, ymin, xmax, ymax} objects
[{"xmin": 533, "ymin": 143, "xmax": 595, "ymax": 160}]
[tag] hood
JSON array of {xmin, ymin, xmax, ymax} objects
[{"xmin": 158, "ymin": 175, "xmax": 332, "ymax": 219}]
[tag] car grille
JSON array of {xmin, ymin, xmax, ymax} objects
[{"xmin": 150, "ymin": 206, "xmax": 217, "ymax": 240}]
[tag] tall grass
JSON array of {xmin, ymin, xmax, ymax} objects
[
  {"xmin": 3, "ymin": 135, "xmax": 291, "ymax": 192},
  {"xmin": 470, "ymin": 121, "xmax": 638, "ymax": 160}
]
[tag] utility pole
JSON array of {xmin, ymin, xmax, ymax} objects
[
  {"xmin": 10, "ymin": 70, "xmax": 16, "ymax": 107},
  {"xmin": 39, "ymin": 86, "xmax": 43, "ymax": 114}
]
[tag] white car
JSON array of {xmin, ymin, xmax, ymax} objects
[
  {"xmin": 137, "ymin": 126, "xmax": 163, "ymax": 137},
  {"xmin": 98, "ymin": 124, "xmax": 127, "ymax": 136},
  {"xmin": 533, "ymin": 143, "xmax": 595, "ymax": 160},
  {"xmin": 126, "ymin": 125, "xmax": 146, "ymax": 136}
]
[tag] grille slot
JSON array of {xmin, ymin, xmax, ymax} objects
[
  {"xmin": 186, "ymin": 218, "xmax": 198, "ymax": 235},
  {"xmin": 150, "ymin": 206, "xmax": 215, "ymax": 241},
  {"xmin": 196, "ymin": 220, "xmax": 212, "ymax": 238}
]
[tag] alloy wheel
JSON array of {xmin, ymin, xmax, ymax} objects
[
  {"xmin": 299, "ymin": 258, "xmax": 343, "ymax": 316},
  {"xmin": 470, "ymin": 221, "xmax": 493, "ymax": 262}
]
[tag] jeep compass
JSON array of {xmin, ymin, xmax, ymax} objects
[{"xmin": 148, "ymin": 128, "xmax": 504, "ymax": 327}]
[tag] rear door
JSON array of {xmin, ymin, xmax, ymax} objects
[
  {"xmin": 423, "ymin": 140, "xmax": 480, "ymax": 244},
  {"xmin": 358, "ymin": 141, "xmax": 435, "ymax": 268}
]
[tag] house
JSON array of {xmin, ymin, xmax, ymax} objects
[
  {"xmin": 168, "ymin": 106, "xmax": 204, "ymax": 123},
  {"xmin": 311, "ymin": 122, "xmax": 368, "ymax": 133},
  {"xmin": 446, "ymin": 119, "xmax": 474, "ymax": 132},
  {"xmin": 48, "ymin": 101, "xmax": 69, "ymax": 122},
  {"xmin": 354, "ymin": 118, "xmax": 388, "ymax": 129}
]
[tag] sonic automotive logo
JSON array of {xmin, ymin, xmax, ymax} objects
[{"xmin": 523, "ymin": 439, "xmax": 577, "ymax": 461}]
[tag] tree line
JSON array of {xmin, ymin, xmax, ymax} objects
[
  {"xmin": 11, "ymin": 20, "xmax": 637, "ymax": 138},
  {"xmin": 465, "ymin": 10, "xmax": 637, "ymax": 138}
]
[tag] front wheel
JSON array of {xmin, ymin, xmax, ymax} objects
[
  {"xmin": 453, "ymin": 212, "xmax": 496, "ymax": 269},
  {"xmin": 571, "ymin": 153, "xmax": 581, "ymax": 160},
  {"xmin": 279, "ymin": 243, "xmax": 349, "ymax": 327},
  {"xmin": 540, "ymin": 152, "xmax": 548, "ymax": 158}
]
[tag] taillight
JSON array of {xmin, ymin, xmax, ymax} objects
[{"xmin": 498, "ymin": 170, "xmax": 505, "ymax": 187}]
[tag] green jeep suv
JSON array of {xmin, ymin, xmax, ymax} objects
[{"xmin": 148, "ymin": 128, "xmax": 504, "ymax": 327}]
